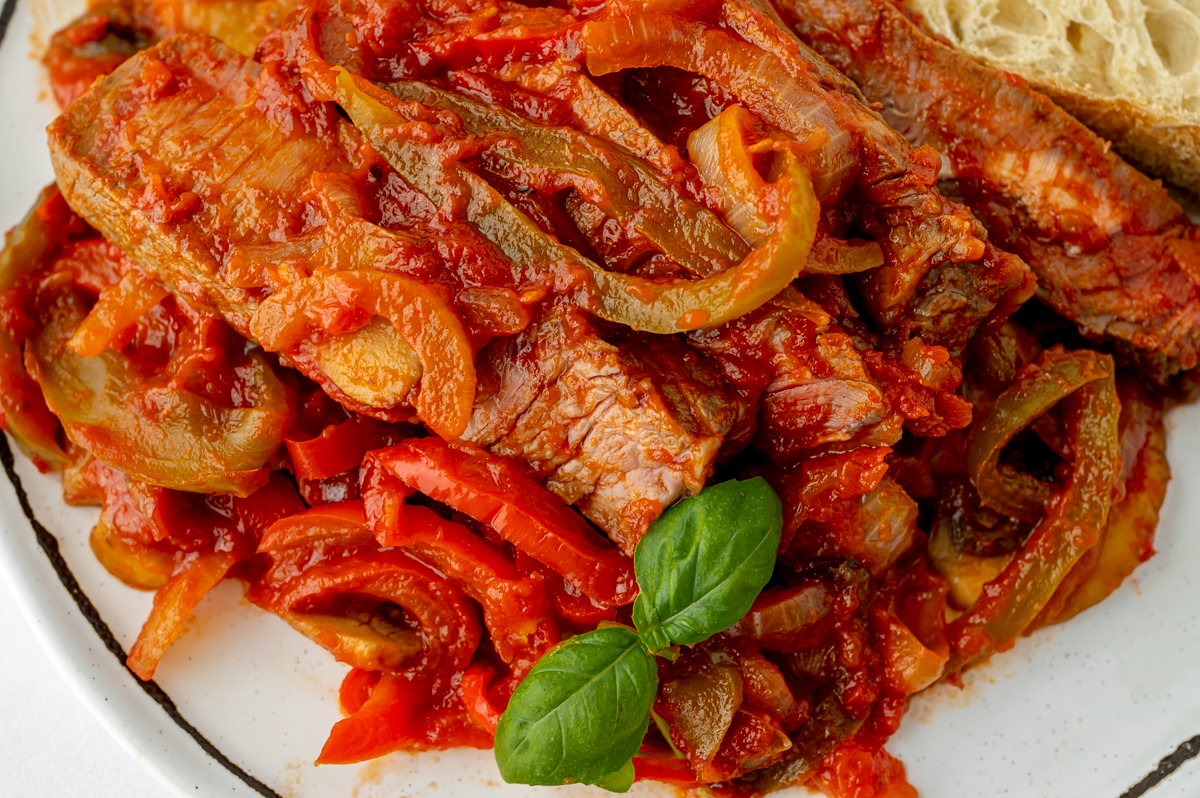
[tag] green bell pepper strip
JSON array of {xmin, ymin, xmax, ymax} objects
[
  {"xmin": 0, "ymin": 184, "xmax": 69, "ymax": 290},
  {"xmin": 0, "ymin": 330, "xmax": 69, "ymax": 470},
  {"xmin": 949, "ymin": 348, "xmax": 1119, "ymax": 664},
  {"xmin": 29, "ymin": 289, "xmax": 290, "ymax": 496},
  {"xmin": 382, "ymin": 78, "xmax": 749, "ymax": 277},
  {"xmin": 965, "ymin": 347, "xmax": 1109, "ymax": 522},
  {"xmin": 332, "ymin": 68, "xmax": 818, "ymax": 334},
  {"xmin": 0, "ymin": 184, "xmax": 76, "ymax": 469}
]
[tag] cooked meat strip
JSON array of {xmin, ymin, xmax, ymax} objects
[
  {"xmin": 688, "ymin": 281, "xmax": 971, "ymax": 465},
  {"xmin": 690, "ymin": 295, "xmax": 897, "ymax": 463},
  {"xmin": 777, "ymin": 0, "xmax": 1200, "ymax": 379},
  {"xmin": 375, "ymin": 0, "xmax": 1027, "ymax": 350},
  {"xmin": 850, "ymin": 151, "xmax": 1036, "ymax": 352},
  {"xmin": 465, "ymin": 301, "xmax": 750, "ymax": 554}
]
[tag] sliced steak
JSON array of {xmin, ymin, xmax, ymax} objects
[
  {"xmin": 689, "ymin": 282, "xmax": 972, "ymax": 464},
  {"xmin": 465, "ymin": 302, "xmax": 749, "ymax": 553},
  {"xmin": 778, "ymin": 0, "xmax": 1200, "ymax": 380}
]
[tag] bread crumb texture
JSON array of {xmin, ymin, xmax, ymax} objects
[{"xmin": 908, "ymin": 0, "xmax": 1200, "ymax": 122}]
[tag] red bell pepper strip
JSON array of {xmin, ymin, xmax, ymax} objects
[
  {"xmin": 262, "ymin": 551, "xmax": 480, "ymax": 681},
  {"xmin": 230, "ymin": 471, "xmax": 308, "ymax": 544},
  {"xmin": 387, "ymin": 502, "xmax": 560, "ymax": 666},
  {"xmin": 633, "ymin": 756, "xmax": 703, "ymax": 787},
  {"xmin": 318, "ymin": 672, "xmax": 429, "ymax": 764},
  {"xmin": 338, "ymin": 667, "xmax": 380, "ymax": 717},
  {"xmin": 514, "ymin": 550, "xmax": 618, "ymax": 627},
  {"xmin": 253, "ymin": 506, "xmax": 481, "ymax": 686},
  {"xmin": 352, "ymin": 487, "xmax": 560, "ymax": 665},
  {"xmin": 363, "ymin": 438, "xmax": 637, "ymax": 608},
  {"xmin": 256, "ymin": 501, "xmax": 378, "ymax": 557},
  {"xmin": 318, "ymin": 670, "xmax": 494, "ymax": 764},
  {"xmin": 284, "ymin": 415, "xmax": 406, "ymax": 480},
  {"xmin": 461, "ymin": 663, "xmax": 502, "ymax": 735}
]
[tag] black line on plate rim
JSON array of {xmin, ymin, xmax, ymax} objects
[
  {"xmin": 1120, "ymin": 735, "xmax": 1200, "ymax": 798},
  {"xmin": 7, "ymin": 434, "xmax": 1197, "ymax": 798},
  {"xmin": 0, "ymin": 1, "xmax": 278, "ymax": 791},
  {"xmin": 0, "ymin": 0, "xmax": 18, "ymax": 48},
  {"xmin": 0, "ymin": 434, "xmax": 285, "ymax": 798}
]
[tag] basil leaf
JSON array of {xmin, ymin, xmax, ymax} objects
[
  {"xmin": 494, "ymin": 626, "xmax": 657, "ymax": 790},
  {"xmin": 633, "ymin": 477, "xmax": 782, "ymax": 654},
  {"xmin": 596, "ymin": 759, "xmax": 636, "ymax": 792}
]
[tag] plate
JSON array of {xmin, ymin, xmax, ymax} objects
[{"xmin": 2, "ymin": 1, "xmax": 1199, "ymax": 796}]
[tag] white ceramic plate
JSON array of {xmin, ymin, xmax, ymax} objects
[{"xmin": 2, "ymin": 1, "xmax": 1200, "ymax": 796}]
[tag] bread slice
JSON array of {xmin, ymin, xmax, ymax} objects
[{"xmin": 904, "ymin": 0, "xmax": 1200, "ymax": 194}]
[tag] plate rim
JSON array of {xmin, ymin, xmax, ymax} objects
[{"xmin": 2, "ymin": 0, "xmax": 1200, "ymax": 794}]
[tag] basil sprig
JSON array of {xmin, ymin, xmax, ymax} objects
[
  {"xmin": 494, "ymin": 477, "xmax": 782, "ymax": 792},
  {"xmin": 633, "ymin": 479, "xmax": 782, "ymax": 654}
]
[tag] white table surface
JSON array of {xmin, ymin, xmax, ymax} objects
[
  {"xmin": 0, "ymin": 573, "xmax": 172, "ymax": 798},
  {"xmin": 0, "ymin": 4, "xmax": 168, "ymax": 792}
]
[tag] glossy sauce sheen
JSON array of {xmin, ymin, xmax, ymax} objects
[{"xmin": 0, "ymin": 0, "xmax": 1189, "ymax": 795}]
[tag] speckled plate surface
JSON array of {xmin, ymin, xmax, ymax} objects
[{"xmin": 2, "ymin": 1, "xmax": 1200, "ymax": 796}]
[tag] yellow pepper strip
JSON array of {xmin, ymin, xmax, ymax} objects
[
  {"xmin": 250, "ymin": 268, "xmax": 475, "ymax": 440},
  {"xmin": 334, "ymin": 69, "xmax": 818, "ymax": 333},
  {"xmin": 68, "ymin": 269, "xmax": 170, "ymax": 358}
]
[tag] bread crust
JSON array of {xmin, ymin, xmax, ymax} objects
[{"xmin": 902, "ymin": 0, "xmax": 1200, "ymax": 195}]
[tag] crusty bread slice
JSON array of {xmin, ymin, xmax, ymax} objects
[{"xmin": 905, "ymin": 0, "xmax": 1200, "ymax": 194}]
